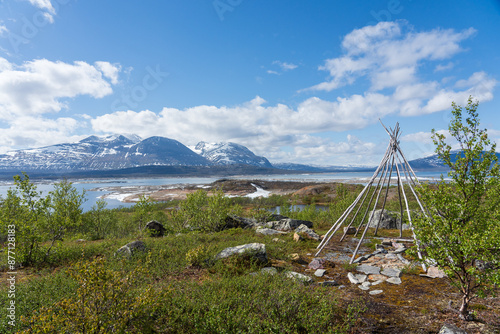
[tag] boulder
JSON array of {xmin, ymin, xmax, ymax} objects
[
  {"xmin": 265, "ymin": 218, "xmax": 313, "ymax": 231},
  {"xmin": 115, "ymin": 240, "xmax": 147, "ymax": 257},
  {"xmin": 256, "ymin": 227, "xmax": 286, "ymax": 236},
  {"xmin": 215, "ymin": 243, "xmax": 268, "ymax": 264},
  {"xmin": 145, "ymin": 220, "xmax": 166, "ymax": 237},
  {"xmin": 295, "ymin": 224, "xmax": 320, "ymax": 241},
  {"xmin": 224, "ymin": 215, "xmax": 258, "ymax": 229},
  {"xmin": 368, "ymin": 209, "xmax": 402, "ymax": 229}
]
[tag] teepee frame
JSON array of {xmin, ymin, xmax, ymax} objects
[{"xmin": 315, "ymin": 121, "xmax": 427, "ymax": 269}]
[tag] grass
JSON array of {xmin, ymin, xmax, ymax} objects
[{"xmin": 1, "ymin": 181, "xmax": 499, "ymax": 333}]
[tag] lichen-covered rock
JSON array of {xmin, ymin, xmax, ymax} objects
[
  {"xmin": 295, "ymin": 224, "xmax": 320, "ymax": 241},
  {"xmin": 215, "ymin": 243, "xmax": 268, "ymax": 264},
  {"xmin": 115, "ymin": 240, "xmax": 147, "ymax": 257},
  {"xmin": 265, "ymin": 218, "xmax": 313, "ymax": 231},
  {"xmin": 285, "ymin": 271, "xmax": 313, "ymax": 284},
  {"xmin": 256, "ymin": 227, "xmax": 286, "ymax": 236}
]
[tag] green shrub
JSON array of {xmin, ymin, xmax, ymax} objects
[
  {"xmin": 21, "ymin": 256, "xmax": 164, "ymax": 333},
  {"xmin": 170, "ymin": 188, "xmax": 242, "ymax": 232}
]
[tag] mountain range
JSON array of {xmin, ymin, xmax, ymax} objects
[
  {"xmin": 0, "ymin": 135, "xmax": 279, "ymax": 177},
  {"xmin": 0, "ymin": 134, "xmax": 488, "ymax": 178}
]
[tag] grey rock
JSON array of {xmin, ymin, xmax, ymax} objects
[
  {"xmin": 324, "ymin": 252, "xmax": 351, "ymax": 263},
  {"xmin": 215, "ymin": 243, "xmax": 268, "ymax": 264},
  {"xmin": 356, "ymin": 264, "xmax": 381, "ymax": 275},
  {"xmin": 115, "ymin": 240, "xmax": 147, "ymax": 257},
  {"xmin": 381, "ymin": 267, "xmax": 401, "ymax": 278},
  {"xmin": 371, "ymin": 280, "xmax": 384, "ymax": 286},
  {"xmin": 426, "ymin": 266, "xmax": 446, "ymax": 278},
  {"xmin": 353, "ymin": 256, "xmax": 367, "ymax": 263},
  {"xmin": 369, "ymin": 290, "xmax": 384, "ymax": 295},
  {"xmin": 224, "ymin": 215, "xmax": 258, "ymax": 229},
  {"xmin": 438, "ymin": 323, "xmax": 469, "ymax": 334},
  {"xmin": 145, "ymin": 220, "xmax": 166, "ymax": 237},
  {"xmin": 397, "ymin": 253, "xmax": 411, "ymax": 265},
  {"xmin": 318, "ymin": 280, "xmax": 339, "ymax": 287},
  {"xmin": 314, "ymin": 269, "xmax": 326, "ymax": 277},
  {"xmin": 295, "ymin": 224, "xmax": 320, "ymax": 241},
  {"xmin": 285, "ymin": 271, "xmax": 313, "ymax": 284},
  {"xmin": 391, "ymin": 247, "xmax": 407, "ymax": 254},
  {"xmin": 361, "ymin": 281, "xmax": 372, "ymax": 288},
  {"xmin": 256, "ymin": 227, "xmax": 286, "ymax": 236},
  {"xmin": 308, "ymin": 258, "xmax": 326, "ymax": 270},
  {"xmin": 347, "ymin": 272, "xmax": 359, "ymax": 284},
  {"xmin": 260, "ymin": 267, "xmax": 278, "ymax": 275},
  {"xmin": 266, "ymin": 218, "xmax": 313, "ymax": 231},
  {"xmin": 385, "ymin": 253, "xmax": 398, "ymax": 259},
  {"xmin": 358, "ymin": 285, "xmax": 370, "ymax": 291},
  {"xmin": 354, "ymin": 274, "xmax": 367, "ymax": 283},
  {"xmin": 386, "ymin": 277, "xmax": 402, "ymax": 285},
  {"xmin": 368, "ymin": 209, "xmax": 401, "ymax": 229}
]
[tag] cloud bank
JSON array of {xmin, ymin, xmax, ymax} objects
[{"xmin": 0, "ymin": 21, "xmax": 496, "ymax": 165}]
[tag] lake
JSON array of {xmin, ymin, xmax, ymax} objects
[{"xmin": 0, "ymin": 171, "xmax": 445, "ymax": 212}]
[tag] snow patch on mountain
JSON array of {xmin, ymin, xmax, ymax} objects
[{"xmin": 193, "ymin": 141, "xmax": 273, "ymax": 167}]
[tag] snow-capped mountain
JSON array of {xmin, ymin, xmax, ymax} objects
[
  {"xmin": 192, "ymin": 141, "xmax": 273, "ymax": 168},
  {"xmin": 0, "ymin": 135, "xmax": 211, "ymax": 172}
]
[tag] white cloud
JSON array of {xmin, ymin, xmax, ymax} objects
[
  {"xmin": 0, "ymin": 116, "xmax": 83, "ymax": 150},
  {"xmin": 267, "ymin": 61, "xmax": 298, "ymax": 75},
  {"xmin": 95, "ymin": 61, "xmax": 121, "ymax": 85},
  {"xmin": 303, "ymin": 21, "xmax": 494, "ymax": 119},
  {"xmin": 434, "ymin": 62, "xmax": 454, "ymax": 72},
  {"xmin": 0, "ymin": 24, "xmax": 8, "ymax": 36},
  {"xmin": 309, "ymin": 21, "xmax": 476, "ymax": 93},
  {"xmin": 26, "ymin": 0, "xmax": 56, "ymax": 23},
  {"xmin": 90, "ymin": 96, "xmax": 394, "ymax": 165},
  {"xmin": 273, "ymin": 61, "xmax": 298, "ymax": 71},
  {"xmin": 27, "ymin": 0, "xmax": 56, "ymax": 13},
  {"xmin": 0, "ymin": 57, "xmax": 121, "ymax": 120}
]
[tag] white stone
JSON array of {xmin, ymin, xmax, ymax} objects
[
  {"xmin": 386, "ymin": 277, "xmax": 402, "ymax": 285},
  {"xmin": 314, "ymin": 269, "xmax": 326, "ymax": 277}
]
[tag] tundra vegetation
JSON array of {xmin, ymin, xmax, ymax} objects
[{"xmin": 0, "ymin": 100, "xmax": 498, "ymax": 333}]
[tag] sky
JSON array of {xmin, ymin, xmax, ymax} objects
[{"xmin": 0, "ymin": 0, "xmax": 499, "ymax": 166}]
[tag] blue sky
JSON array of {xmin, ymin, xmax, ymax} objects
[{"xmin": 0, "ymin": 0, "xmax": 499, "ymax": 166}]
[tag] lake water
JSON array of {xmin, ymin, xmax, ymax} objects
[{"xmin": 0, "ymin": 171, "xmax": 445, "ymax": 212}]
